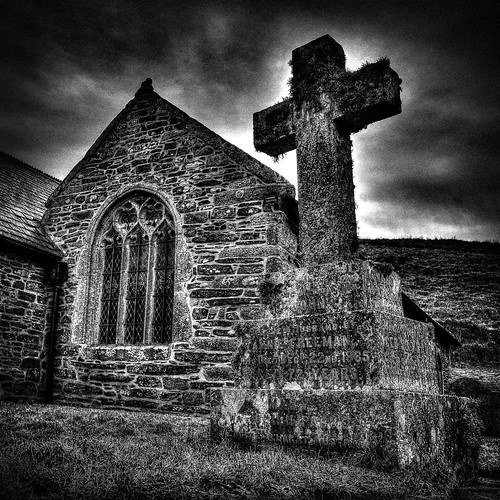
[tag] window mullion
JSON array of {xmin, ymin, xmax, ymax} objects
[
  {"xmin": 132, "ymin": 232, "xmax": 142, "ymax": 343},
  {"xmin": 162, "ymin": 235, "xmax": 170, "ymax": 342},
  {"xmin": 166, "ymin": 231, "xmax": 175, "ymax": 343},
  {"xmin": 144, "ymin": 234, "xmax": 155, "ymax": 343},
  {"xmin": 115, "ymin": 237, "xmax": 128, "ymax": 345}
]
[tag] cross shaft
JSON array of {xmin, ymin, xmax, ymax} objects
[{"xmin": 254, "ymin": 35, "xmax": 401, "ymax": 264}]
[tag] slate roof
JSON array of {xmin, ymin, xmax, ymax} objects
[
  {"xmin": 0, "ymin": 152, "xmax": 61, "ymax": 257},
  {"xmin": 402, "ymin": 292, "xmax": 461, "ymax": 347}
]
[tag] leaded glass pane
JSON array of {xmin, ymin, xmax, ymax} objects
[
  {"xmin": 151, "ymin": 222, "xmax": 175, "ymax": 343},
  {"xmin": 99, "ymin": 230, "xmax": 122, "ymax": 344},
  {"xmin": 124, "ymin": 228, "xmax": 149, "ymax": 344},
  {"xmin": 97, "ymin": 194, "xmax": 175, "ymax": 345}
]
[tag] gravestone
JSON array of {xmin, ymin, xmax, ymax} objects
[{"xmin": 211, "ymin": 35, "xmax": 478, "ymax": 478}]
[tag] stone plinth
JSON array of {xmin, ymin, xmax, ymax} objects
[
  {"xmin": 211, "ymin": 388, "xmax": 479, "ymax": 478},
  {"xmin": 240, "ymin": 260, "xmax": 441, "ymax": 393},
  {"xmin": 234, "ymin": 310, "xmax": 438, "ymax": 394},
  {"xmin": 210, "ymin": 260, "xmax": 480, "ymax": 477},
  {"xmin": 261, "ymin": 259, "xmax": 403, "ymax": 317}
]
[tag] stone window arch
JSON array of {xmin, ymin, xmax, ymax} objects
[{"xmin": 85, "ymin": 193, "xmax": 176, "ymax": 345}]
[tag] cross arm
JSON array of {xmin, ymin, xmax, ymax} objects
[
  {"xmin": 253, "ymin": 98, "xmax": 296, "ymax": 157},
  {"xmin": 333, "ymin": 61, "xmax": 402, "ymax": 134}
]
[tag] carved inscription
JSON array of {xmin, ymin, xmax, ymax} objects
[
  {"xmin": 295, "ymin": 289, "xmax": 331, "ymax": 313},
  {"xmin": 266, "ymin": 392, "xmax": 365, "ymax": 447},
  {"xmin": 235, "ymin": 311, "xmax": 441, "ymax": 393},
  {"xmin": 238, "ymin": 313, "xmax": 377, "ymax": 390},
  {"xmin": 269, "ymin": 393, "xmax": 298, "ymax": 442}
]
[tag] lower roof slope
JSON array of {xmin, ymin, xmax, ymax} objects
[{"xmin": 0, "ymin": 152, "xmax": 61, "ymax": 256}]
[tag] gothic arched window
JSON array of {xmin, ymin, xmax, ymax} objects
[{"xmin": 97, "ymin": 195, "xmax": 175, "ymax": 345}]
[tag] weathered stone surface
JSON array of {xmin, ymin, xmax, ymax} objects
[
  {"xmin": 234, "ymin": 310, "xmax": 438, "ymax": 393},
  {"xmin": 254, "ymin": 35, "xmax": 401, "ymax": 263},
  {"xmin": 126, "ymin": 363, "xmax": 195, "ymax": 375},
  {"xmin": 209, "ymin": 35, "xmax": 476, "ymax": 484},
  {"xmin": 15, "ymin": 78, "xmax": 297, "ymax": 412},
  {"xmin": 260, "ymin": 259, "xmax": 403, "ymax": 318},
  {"xmin": 478, "ymin": 437, "xmax": 500, "ymax": 478},
  {"xmin": 162, "ymin": 377, "xmax": 189, "ymax": 390},
  {"xmin": 450, "ymin": 377, "xmax": 500, "ymax": 437},
  {"xmin": 63, "ymin": 382, "xmax": 103, "ymax": 395},
  {"xmin": 89, "ymin": 372, "xmax": 134, "ymax": 383},
  {"xmin": 211, "ymin": 388, "xmax": 479, "ymax": 478},
  {"xmin": 0, "ymin": 249, "xmax": 53, "ymax": 402},
  {"xmin": 135, "ymin": 376, "xmax": 162, "ymax": 387},
  {"xmin": 192, "ymin": 336, "xmax": 239, "ymax": 352},
  {"xmin": 204, "ymin": 364, "xmax": 234, "ymax": 381}
]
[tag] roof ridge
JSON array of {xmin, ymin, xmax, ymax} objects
[
  {"xmin": 0, "ymin": 151, "xmax": 61, "ymax": 183},
  {"xmin": 48, "ymin": 81, "xmax": 291, "ymax": 204}
]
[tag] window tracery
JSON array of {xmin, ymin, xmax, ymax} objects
[{"xmin": 97, "ymin": 195, "xmax": 175, "ymax": 344}]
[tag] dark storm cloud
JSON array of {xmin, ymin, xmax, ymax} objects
[
  {"xmin": 0, "ymin": 1, "xmax": 286, "ymax": 173},
  {"xmin": 355, "ymin": 61, "xmax": 500, "ymax": 240},
  {"xmin": 1, "ymin": 0, "xmax": 499, "ymax": 240}
]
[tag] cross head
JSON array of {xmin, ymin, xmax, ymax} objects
[{"xmin": 254, "ymin": 35, "xmax": 401, "ymax": 265}]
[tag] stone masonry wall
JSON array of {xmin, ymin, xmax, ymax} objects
[
  {"xmin": 0, "ymin": 247, "xmax": 54, "ymax": 401},
  {"xmin": 43, "ymin": 88, "xmax": 297, "ymax": 413}
]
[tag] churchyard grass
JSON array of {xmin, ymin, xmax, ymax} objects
[{"xmin": 1, "ymin": 402, "xmax": 457, "ymax": 500}]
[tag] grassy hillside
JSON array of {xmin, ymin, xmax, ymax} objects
[{"xmin": 360, "ymin": 239, "xmax": 500, "ymax": 369}]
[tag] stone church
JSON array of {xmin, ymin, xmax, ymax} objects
[{"xmin": 0, "ymin": 77, "xmax": 457, "ymax": 414}]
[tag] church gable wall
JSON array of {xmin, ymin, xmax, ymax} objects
[
  {"xmin": 43, "ymin": 91, "xmax": 297, "ymax": 413},
  {"xmin": 0, "ymin": 247, "xmax": 54, "ymax": 402}
]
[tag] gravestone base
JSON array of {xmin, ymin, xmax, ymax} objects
[
  {"xmin": 211, "ymin": 388, "xmax": 479, "ymax": 479},
  {"xmin": 261, "ymin": 259, "xmax": 404, "ymax": 318}
]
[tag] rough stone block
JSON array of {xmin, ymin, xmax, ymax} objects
[
  {"xmin": 162, "ymin": 377, "xmax": 189, "ymax": 390},
  {"xmin": 183, "ymin": 391, "xmax": 205, "ymax": 406},
  {"xmin": 260, "ymin": 259, "xmax": 403, "ymax": 318},
  {"xmin": 63, "ymin": 382, "xmax": 103, "ymax": 395},
  {"xmin": 136, "ymin": 376, "xmax": 162, "ymax": 387},
  {"xmin": 12, "ymin": 381, "xmax": 38, "ymax": 396},
  {"xmin": 192, "ymin": 336, "xmax": 239, "ymax": 352},
  {"xmin": 127, "ymin": 363, "xmax": 198, "ymax": 376},
  {"xmin": 190, "ymin": 288, "xmax": 243, "ymax": 299},
  {"xmin": 18, "ymin": 291, "xmax": 36, "ymax": 302},
  {"xmin": 71, "ymin": 209, "xmax": 93, "ymax": 220},
  {"xmin": 211, "ymin": 388, "xmax": 479, "ymax": 479},
  {"xmin": 173, "ymin": 349, "xmax": 233, "ymax": 364},
  {"xmin": 204, "ymin": 364, "xmax": 234, "ymax": 381},
  {"xmin": 479, "ymin": 437, "xmax": 500, "ymax": 478},
  {"xmin": 234, "ymin": 310, "xmax": 438, "ymax": 394},
  {"xmin": 89, "ymin": 372, "xmax": 134, "ymax": 383},
  {"xmin": 197, "ymin": 264, "xmax": 234, "ymax": 275},
  {"xmin": 20, "ymin": 357, "xmax": 40, "ymax": 369}
]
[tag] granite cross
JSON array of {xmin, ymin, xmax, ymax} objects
[{"xmin": 254, "ymin": 35, "xmax": 401, "ymax": 265}]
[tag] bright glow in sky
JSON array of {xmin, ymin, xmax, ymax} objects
[{"xmin": 2, "ymin": 1, "xmax": 499, "ymax": 241}]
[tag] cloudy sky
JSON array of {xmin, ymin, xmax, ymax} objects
[{"xmin": 2, "ymin": 0, "xmax": 499, "ymax": 241}]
